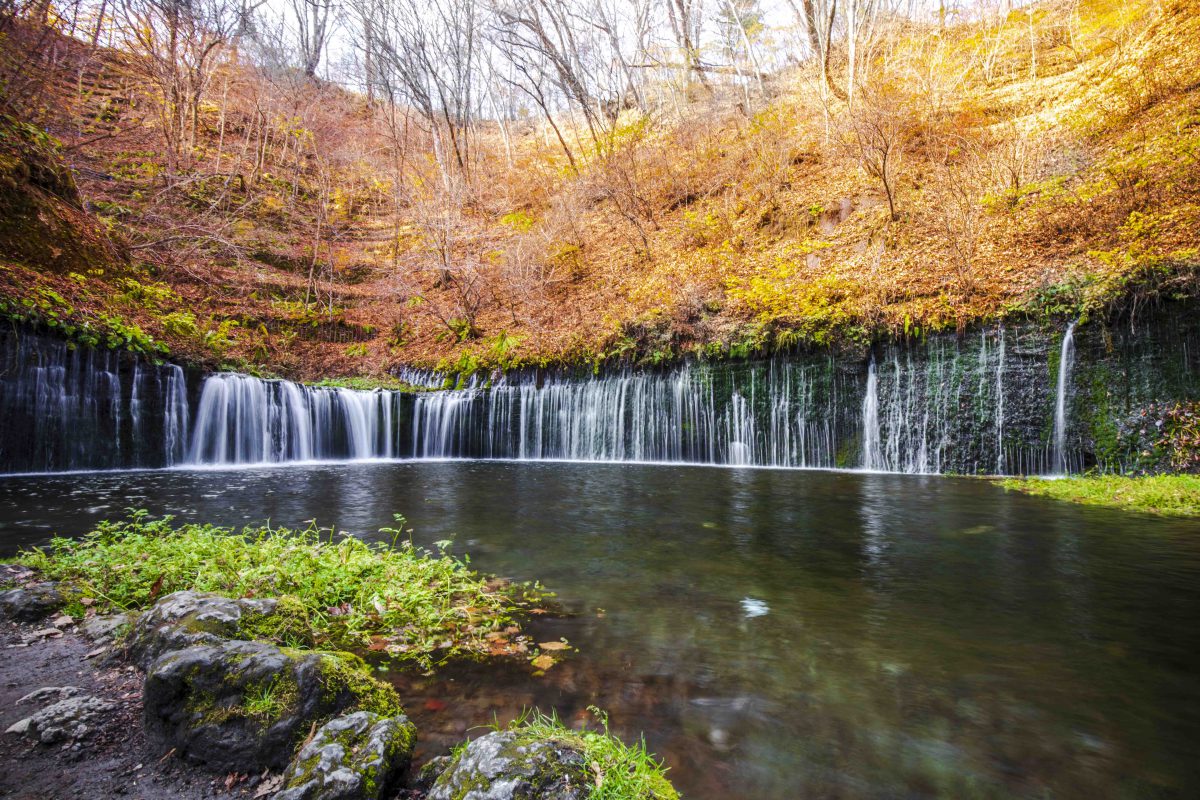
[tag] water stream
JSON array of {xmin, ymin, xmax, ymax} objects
[{"xmin": 1053, "ymin": 321, "xmax": 1077, "ymax": 475}]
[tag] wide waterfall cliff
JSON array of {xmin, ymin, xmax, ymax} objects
[
  {"xmin": 0, "ymin": 328, "xmax": 189, "ymax": 472},
  {"xmin": 1, "ymin": 305, "xmax": 1196, "ymax": 475}
]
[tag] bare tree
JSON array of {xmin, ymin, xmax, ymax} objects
[
  {"xmin": 354, "ymin": 0, "xmax": 478, "ymax": 184},
  {"xmin": 290, "ymin": 0, "xmax": 335, "ymax": 78},
  {"xmin": 846, "ymin": 82, "xmax": 912, "ymax": 221},
  {"xmin": 118, "ymin": 0, "xmax": 253, "ymax": 177}
]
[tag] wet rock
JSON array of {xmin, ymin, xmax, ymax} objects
[
  {"xmin": 127, "ymin": 591, "xmax": 280, "ymax": 668},
  {"xmin": 128, "ymin": 591, "xmax": 314, "ymax": 668},
  {"xmin": 426, "ymin": 731, "xmax": 591, "ymax": 800},
  {"xmin": 7, "ymin": 695, "xmax": 118, "ymax": 744},
  {"xmin": 17, "ymin": 686, "xmax": 87, "ymax": 705},
  {"xmin": 0, "ymin": 583, "xmax": 65, "ymax": 623},
  {"xmin": 143, "ymin": 639, "xmax": 403, "ymax": 773},
  {"xmin": 79, "ymin": 612, "xmax": 138, "ymax": 645},
  {"xmin": 411, "ymin": 756, "xmax": 453, "ymax": 793},
  {"xmin": 275, "ymin": 711, "xmax": 416, "ymax": 800}
]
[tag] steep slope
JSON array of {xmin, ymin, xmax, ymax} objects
[{"xmin": 0, "ymin": 0, "xmax": 1196, "ymax": 379}]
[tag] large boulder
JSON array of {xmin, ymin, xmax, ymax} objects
[
  {"xmin": 426, "ymin": 731, "xmax": 591, "ymax": 800},
  {"xmin": 143, "ymin": 639, "xmax": 404, "ymax": 772},
  {"xmin": 0, "ymin": 583, "xmax": 65, "ymax": 623},
  {"xmin": 275, "ymin": 711, "xmax": 416, "ymax": 800},
  {"xmin": 128, "ymin": 591, "xmax": 309, "ymax": 668}
]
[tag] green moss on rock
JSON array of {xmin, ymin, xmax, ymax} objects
[{"xmin": 315, "ymin": 650, "xmax": 405, "ymax": 719}]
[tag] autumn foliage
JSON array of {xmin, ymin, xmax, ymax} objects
[{"xmin": 0, "ymin": 0, "xmax": 1197, "ymax": 379}]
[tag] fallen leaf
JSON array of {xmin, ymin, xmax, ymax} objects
[
  {"xmin": 253, "ymin": 775, "xmax": 283, "ymax": 798},
  {"xmin": 538, "ymin": 641, "xmax": 570, "ymax": 651},
  {"xmin": 531, "ymin": 654, "xmax": 555, "ymax": 670},
  {"xmin": 424, "ymin": 698, "xmax": 448, "ymax": 712},
  {"xmin": 148, "ymin": 573, "xmax": 165, "ymax": 601},
  {"xmin": 85, "ymin": 647, "xmax": 107, "ymax": 659}
]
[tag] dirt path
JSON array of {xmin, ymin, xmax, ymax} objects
[{"xmin": 0, "ymin": 622, "xmax": 255, "ymax": 800}]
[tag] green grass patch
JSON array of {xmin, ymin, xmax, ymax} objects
[
  {"xmin": 11, "ymin": 510, "xmax": 547, "ymax": 668},
  {"xmin": 999, "ymin": 475, "xmax": 1200, "ymax": 517},
  {"xmin": 498, "ymin": 707, "xmax": 679, "ymax": 800}
]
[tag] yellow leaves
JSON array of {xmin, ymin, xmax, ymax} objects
[
  {"xmin": 500, "ymin": 210, "xmax": 536, "ymax": 232},
  {"xmin": 530, "ymin": 654, "xmax": 556, "ymax": 670}
]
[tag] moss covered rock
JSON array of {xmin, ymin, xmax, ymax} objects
[
  {"xmin": 142, "ymin": 639, "xmax": 404, "ymax": 772},
  {"xmin": 426, "ymin": 731, "xmax": 591, "ymax": 800},
  {"xmin": 275, "ymin": 710, "xmax": 416, "ymax": 800},
  {"xmin": 128, "ymin": 590, "xmax": 308, "ymax": 669}
]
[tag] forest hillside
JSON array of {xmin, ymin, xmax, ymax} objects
[{"xmin": 1, "ymin": 0, "xmax": 1198, "ymax": 381}]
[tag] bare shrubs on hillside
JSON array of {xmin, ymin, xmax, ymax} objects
[
  {"xmin": 844, "ymin": 82, "xmax": 917, "ymax": 222},
  {"xmin": 934, "ymin": 137, "xmax": 990, "ymax": 297}
]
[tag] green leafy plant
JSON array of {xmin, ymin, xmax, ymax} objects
[{"xmin": 11, "ymin": 511, "xmax": 548, "ymax": 669}]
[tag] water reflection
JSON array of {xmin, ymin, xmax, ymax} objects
[{"xmin": 1, "ymin": 462, "xmax": 1199, "ymax": 798}]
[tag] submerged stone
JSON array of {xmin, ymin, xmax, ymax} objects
[
  {"xmin": 275, "ymin": 711, "xmax": 416, "ymax": 800},
  {"xmin": 426, "ymin": 731, "xmax": 591, "ymax": 800}
]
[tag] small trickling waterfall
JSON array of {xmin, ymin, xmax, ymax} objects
[
  {"xmin": 0, "ymin": 329, "xmax": 189, "ymax": 473},
  {"xmin": 1052, "ymin": 321, "xmax": 1077, "ymax": 475},
  {"xmin": 995, "ymin": 327, "xmax": 1006, "ymax": 475},
  {"xmin": 861, "ymin": 357, "xmax": 881, "ymax": 470}
]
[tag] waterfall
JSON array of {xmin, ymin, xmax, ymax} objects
[
  {"xmin": 995, "ymin": 327, "xmax": 1006, "ymax": 475},
  {"xmin": 861, "ymin": 356, "xmax": 881, "ymax": 470},
  {"xmin": 0, "ymin": 329, "xmax": 190, "ymax": 473},
  {"xmin": 1052, "ymin": 321, "xmax": 1077, "ymax": 475},
  {"xmin": 186, "ymin": 373, "xmax": 402, "ymax": 465},
  {"xmin": 163, "ymin": 365, "xmax": 190, "ymax": 465},
  {"xmin": 11, "ymin": 313, "xmax": 1186, "ymax": 476}
]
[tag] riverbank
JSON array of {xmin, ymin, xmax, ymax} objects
[
  {"xmin": 12, "ymin": 512, "xmax": 545, "ymax": 669},
  {"xmin": 999, "ymin": 475, "xmax": 1200, "ymax": 517},
  {"xmin": 1, "ymin": 516, "xmax": 679, "ymax": 800},
  {"xmin": 0, "ymin": 618, "xmax": 255, "ymax": 800}
]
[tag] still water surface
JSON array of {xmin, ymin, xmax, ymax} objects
[{"xmin": 2, "ymin": 461, "xmax": 1198, "ymax": 799}]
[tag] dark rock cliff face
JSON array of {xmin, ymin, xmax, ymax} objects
[
  {"xmin": 1, "ymin": 301, "xmax": 1196, "ymax": 475},
  {"xmin": 0, "ymin": 327, "xmax": 192, "ymax": 473}
]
